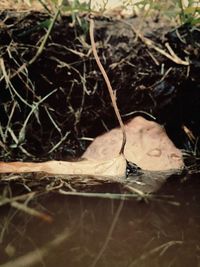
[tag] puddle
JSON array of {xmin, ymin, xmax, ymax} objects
[{"xmin": 0, "ymin": 173, "xmax": 200, "ymax": 267}]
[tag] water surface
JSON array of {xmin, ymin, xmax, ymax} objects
[{"xmin": 0, "ymin": 173, "xmax": 200, "ymax": 267}]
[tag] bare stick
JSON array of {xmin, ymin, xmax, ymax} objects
[
  {"xmin": 90, "ymin": 198, "xmax": 124, "ymax": 267},
  {"xmin": 89, "ymin": 18, "xmax": 126, "ymax": 155},
  {"xmin": 127, "ymin": 22, "xmax": 189, "ymax": 66}
]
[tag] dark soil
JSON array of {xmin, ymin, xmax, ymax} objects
[{"xmin": 0, "ymin": 10, "xmax": 200, "ymax": 165}]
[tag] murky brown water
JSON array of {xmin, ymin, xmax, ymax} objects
[{"xmin": 0, "ymin": 173, "xmax": 200, "ymax": 267}]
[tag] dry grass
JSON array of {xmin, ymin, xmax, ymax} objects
[{"xmin": 0, "ymin": 0, "xmax": 43, "ymax": 10}]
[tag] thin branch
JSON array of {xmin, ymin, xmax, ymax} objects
[
  {"xmin": 0, "ymin": 227, "xmax": 73, "ymax": 267},
  {"xmin": 47, "ymin": 131, "xmax": 70, "ymax": 154},
  {"xmin": 90, "ymin": 198, "xmax": 124, "ymax": 267},
  {"xmin": 128, "ymin": 240, "xmax": 183, "ymax": 267},
  {"xmin": 8, "ymin": 3, "xmax": 62, "ymax": 81},
  {"xmin": 89, "ymin": 18, "xmax": 126, "ymax": 155},
  {"xmin": 4, "ymin": 101, "xmax": 17, "ymax": 141},
  {"xmin": 28, "ymin": 6, "xmax": 61, "ymax": 66},
  {"xmin": 0, "ymin": 193, "xmax": 52, "ymax": 222},
  {"xmin": 18, "ymin": 88, "xmax": 57, "ymax": 144},
  {"xmin": 124, "ymin": 21, "xmax": 189, "ymax": 66}
]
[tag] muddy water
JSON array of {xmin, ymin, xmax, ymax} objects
[{"xmin": 0, "ymin": 174, "xmax": 200, "ymax": 267}]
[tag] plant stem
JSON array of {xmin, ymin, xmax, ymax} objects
[{"xmin": 89, "ymin": 18, "xmax": 126, "ymax": 155}]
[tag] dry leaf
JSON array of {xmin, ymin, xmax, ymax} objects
[{"xmin": 83, "ymin": 116, "xmax": 184, "ymax": 171}]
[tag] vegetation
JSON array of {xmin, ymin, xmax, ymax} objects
[
  {"xmin": 0, "ymin": 0, "xmax": 199, "ymax": 195},
  {"xmin": 0, "ymin": 3, "xmax": 199, "ymax": 264},
  {"xmin": 1, "ymin": 0, "xmax": 200, "ymax": 26}
]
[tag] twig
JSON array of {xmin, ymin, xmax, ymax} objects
[
  {"xmin": 7, "ymin": 127, "xmax": 33, "ymax": 157},
  {"xmin": 127, "ymin": 240, "xmax": 183, "ymax": 267},
  {"xmin": 122, "ymin": 110, "xmax": 156, "ymax": 120},
  {"xmin": 18, "ymin": 88, "xmax": 57, "ymax": 144},
  {"xmin": 8, "ymin": 3, "xmax": 62, "ymax": 81},
  {"xmin": 124, "ymin": 184, "xmax": 146, "ymax": 198},
  {"xmin": 59, "ymin": 190, "xmax": 139, "ymax": 199},
  {"xmin": 28, "ymin": 6, "xmax": 61, "ymax": 66},
  {"xmin": 44, "ymin": 106, "xmax": 62, "ymax": 134},
  {"xmin": 0, "ymin": 194, "xmax": 52, "ymax": 222},
  {"xmin": 0, "ymin": 227, "xmax": 73, "ymax": 267},
  {"xmin": 37, "ymin": 0, "xmax": 52, "ymax": 14},
  {"xmin": 47, "ymin": 130, "xmax": 70, "ymax": 154},
  {"xmin": 0, "ymin": 192, "xmax": 35, "ymax": 206},
  {"xmin": 90, "ymin": 198, "xmax": 124, "ymax": 267},
  {"xmin": 50, "ymin": 56, "xmax": 91, "ymax": 95},
  {"xmin": 11, "ymin": 201, "xmax": 52, "ymax": 222},
  {"xmin": 0, "ymin": 58, "xmax": 31, "ymax": 108},
  {"xmin": 125, "ymin": 22, "xmax": 189, "ymax": 66},
  {"xmin": 4, "ymin": 101, "xmax": 17, "ymax": 142},
  {"xmin": 89, "ymin": 18, "xmax": 126, "ymax": 155}
]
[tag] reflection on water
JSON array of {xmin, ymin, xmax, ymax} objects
[{"xmin": 0, "ymin": 173, "xmax": 200, "ymax": 267}]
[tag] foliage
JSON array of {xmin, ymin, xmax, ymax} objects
[{"xmin": 178, "ymin": 0, "xmax": 200, "ymax": 25}]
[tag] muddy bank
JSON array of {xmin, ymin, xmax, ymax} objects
[{"xmin": 0, "ymin": 10, "xmax": 199, "ymax": 163}]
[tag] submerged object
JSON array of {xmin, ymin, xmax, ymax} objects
[{"xmin": 83, "ymin": 116, "xmax": 184, "ymax": 171}]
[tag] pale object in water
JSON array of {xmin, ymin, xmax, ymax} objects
[
  {"xmin": 83, "ymin": 116, "xmax": 184, "ymax": 171},
  {"xmin": 0, "ymin": 155, "xmax": 126, "ymax": 178}
]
